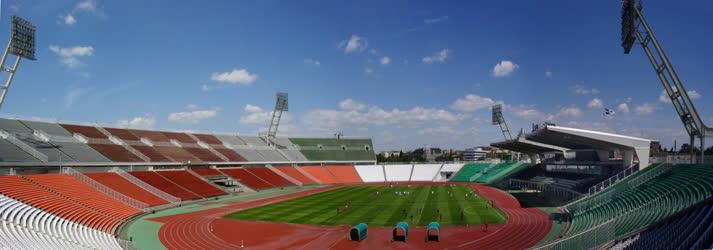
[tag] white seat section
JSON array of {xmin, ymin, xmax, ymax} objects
[
  {"xmin": 0, "ymin": 194, "xmax": 123, "ymax": 250},
  {"xmin": 410, "ymin": 164, "xmax": 442, "ymax": 181},
  {"xmin": 354, "ymin": 165, "xmax": 385, "ymax": 182},
  {"xmin": 384, "ymin": 164, "xmax": 413, "ymax": 182},
  {"xmin": 434, "ymin": 163, "xmax": 464, "ymax": 181}
]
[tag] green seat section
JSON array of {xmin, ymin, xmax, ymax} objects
[
  {"xmin": 451, "ymin": 162, "xmax": 528, "ymax": 183},
  {"xmin": 288, "ymin": 138, "xmax": 376, "ymax": 161}
]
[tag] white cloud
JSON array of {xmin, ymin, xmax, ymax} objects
[
  {"xmin": 303, "ymin": 59, "xmax": 320, "ymax": 66},
  {"xmin": 62, "ymin": 14, "xmax": 76, "ymax": 25},
  {"xmin": 49, "ymin": 45, "xmax": 94, "ymax": 68},
  {"xmin": 618, "ymin": 103, "xmax": 630, "ymax": 113},
  {"xmin": 557, "ymin": 106, "xmax": 583, "ymax": 118},
  {"xmin": 240, "ymin": 104, "xmax": 270, "ymax": 125},
  {"xmin": 380, "ymin": 56, "xmax": 391, "ymax": 66},
  {"xmin": 340, "ymin": 35, "xmax": 368, "ymax": 54},
  {"xmin": 659, "ymin": 89, "xmax": 701, "ymax": 103},
  {"xmin": 75, "ymin": 0, "xmax": 97, "ymax": 12},
  {"xmin": 210, "ymin": 69, "xmax": 258, "ymax": 85},
  {"xmin": 168, "ymin": 109, "xmax": 218, "ymax": 124},
  {"xmin": 450, "ymin": 94, "xmax": 496, "ymax": 112},
  {"xmin": 424, "ymin": 16, "xmax": 449, "ymax": 24},
  {"xmin": 492, "ymin": 60, "xmax": 518, "ymax": 77},
  {"xmin": 244, "ymin": 104, "xmax": 263, "ymax": 113},
  {"xmin": 339, "ymin": 99, "xmax": 366, "ymax": 111},
  {"xmin": 64, "ymin": 87, "xmax": 90, "ymax": 108},
  {"xmin": 588, "ymin": 98, "xmax": 604, "ymax": 109},
  {"xmin": 635, "ymin": 103, "xmax": 655, "ymax": 115},
  {"xmin": 508, "ymin": 105, "xmax": 552, "ymax": 121},
  {"xmin": 200, "ymin": 84, "xmax": 211, "ymax": 92},
  {"xmin": 365, "ymin": 68, "xmax": 374, "ymax": 75},
  {"xmin": 545, "ymin": 70, "xmax": 552, "ymax": 78},
  {"xmin": 422, "ymin": 49, "xmax": 450, "ymax": 64},
  {"xmin": 117, "ymin": 115, "xmax": 156, "ymax": 129},
  {"xmin": 572, "ymin": 85, "xmax": 600, "ymax": 95}
]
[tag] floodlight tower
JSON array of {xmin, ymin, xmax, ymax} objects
[
  {"xmin": 492, "ymin": 104, "xmax": 512, "ymax": 141},
  {"xmin": 621, "ymin": 0, "xmax": 713, "ymax": 163},
  {"xmin": 0, "ymin": 16, "xmax": 36, "ymax": 111},
  {"xmin": 263, "ymin": 92, "xmax": 288, "ymax": 143}
]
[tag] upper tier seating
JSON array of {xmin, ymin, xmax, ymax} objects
[
  {"xmin": 60, "ymin": 124, "xmax": 144, "ymax": 162},
  {"xmin": 325, "ymin": 165, "xmax": 362, "ymax": 183},
  {"xmin": 0, "ymin": 118, "xmax": 73, "ymax": 162},
  {"xmin": 354, "ymin": 165, "xmax": 385, "ymax": 182},
  {"xmin": 410, "ymin": 164, "xmax": 442, "ymax": 181},
  {"xmin": 0, "ymin": 194, "xmax": 125, "ymax": 249},
  {"xmin": 270, "ymin": 137, "xmax": 308, "ymax": 161},
  {"xmin": 244, "ymin": 168, "xmax": 294, "ymax": 187},
  {"xmin": 215, "ymin": 135, "xmax": 265, "ymax": 162},
  {"xmin": 299, "ymin": 166, "xmax": 339, "ymax": 184},
  {"xmin": 84, "ymin": 172, "xmax": 169, "ymax": 207},
  {"xmin": 288, "ymin": 137, "xmax": 375, "ymax": 161},
  {"xmin": 103, "ymin": 128, "xmax": 172, "ymax": 162},
  {"xmin": 384, "ymin": 164, "xmax": 413, "ymax": 182},
  {"xmin": 219, "ymin": 168, "xmax": 275, "ymax": 190},
  {"xmin": 0, "ymin": 175, "xmax": 137, "ymax": 233},
  {"xmin": 191, "ymin": 133, "xmax": 247, "ymax": 162},
  {"xmin": 472, "ymin": 162, "xmax": 528, "ymax": 184},
  {"xmin": 450, "ymin": 163, "xmax": 492, "ymax": 182},
  {"xmin": 162, "ymin": 132, "xmax": 224, "ymax": 162},
  {"xmin": 128, "ymin": 130, "xmax": 200, "ymax": 162},
  {"xmin": 22, "ymin": 120, "xmax": 110, "ymax": 162},
  {"xmin": 129, "ymin": 171, "xmax": 201, "ymax": 201},
  {"xmin": 274, "ymin": 166, "xmax": 317, "ymax": 185},
  {"xmin": 155, "ymin": 170, "xmax": 226, "ymax": 197}
]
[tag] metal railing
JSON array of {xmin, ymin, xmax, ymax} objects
[
  {"xmin": 509, "ymin": 178, "xmax": 583, "ymax": 205},
  {"xmin": 66, "ymin": 167, "xmax": 149, "ymax": 210},
  {"xmin": 587, "ymin": 164, "xmax": 640, "ymax": 196},
  {"xmin": 111, "ymin": 167, "xmax": 181, "ymax": 205},
  {"xmin": 0, "ymin": 129, "xmax": 49, "ymax": 162}
]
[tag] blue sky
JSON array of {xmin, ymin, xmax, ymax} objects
[{"xmin": 1, "ymin": 0, "xmax": 712, "ymax": 151}]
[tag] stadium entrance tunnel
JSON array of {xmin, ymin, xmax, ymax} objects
[
  {"xmin": 392, "ymin": 221, "xmax": 409, "ymax": 242},
  {"xmin": 426, "ymin": 222, "xmax": 440, "ymax": 242},
  {"xmin": 349, "ymin": 223, "xmax": 368, "ymax": 241}
]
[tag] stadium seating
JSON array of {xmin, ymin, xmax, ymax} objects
[
  {"xmin": 270, "ymin": 137, "xmax": 308, "ymax": 161},
  {"xmin": 409, "ymin": 164, "xmax": 442, "ymax": 181},
  {"xmin": 215, "ymin": 135, "xmax": 266, "ymax": 162},
  {"xmin": 299, "ymin": 166, "xmax": 339, "ymax": 184},
  {"xmin": 384, "ymin": 164, "xmax": 413, "ymax": 182},
  {"xmin": 0, "ymin": 194, "xmax": 126, "ymax": 249},
  {"xmin": 274, "ymin": 166, "xmax": 318, "ymax": 185},
  {"xmin": 22, "ymin": 120, "xmax": 110, "ymax": 162},
  {"xmin": 191, "ymin": 133, "xmax": 247, "ymax": 162},
  {"xmin": 192, "ymin": 168, "xmax": 225, "ymax": 177},
  {"xmin": 84, "ymin": 172, "xmax": 169, "ymax": 207},
  {"xmin": 0, "ymin": 175, "xmax": 135, "ymax": 233},
  {"xmin": 624, "ymin": 200, "xmax": 713, "ymax": 249},
  {"xmin": 0, "ymin": 118, "xmax": 73, "ymax": 162},
  {"xmin": 103, "ymin": 128, "xmax": 173, "ymax": 162},
  {"xmin": 245, "ymin": 167, "xmax": 294, "ymax": 187},
  {"xmin": 219, "ymin": 168, "xmax": 275, "ymax": 190},
  {"xmin": 288, "ymin": 137, "xmax": 375, "ymax": 161},
  {"xmin": 129, "ymin": 171, "xmax": 201, "ymax": 201},
  {"xmin": 61, "ymin": 124, "xmax": 145, "ymax": 162},
  {"xmin": 162, "ymin": 132, "xmax": 224, "ymax": 162},
  {"xmin": 472, "ymin": 162, "xmax": 528, "ymax": 184},
  {"xmin": 155, "ymin": 170, "xmax": 226, "ymax": 197},
  {"xmin": 325, "ymin": 165, "xmax": 362, "ymax": 183},
  {"xmin": 556, "ymin": 164, "xmax": 713, "ymax": 249},
  {"xmin": 450, "ymin": 162, "xmax": 493, "ymax": 182},
  {"xmin": 128, "ymin": 130, "xmax": 200, "ymax": 162},
  {"xmin": 354, "ymin": 165, "xmax": 385, "ymax": 182}
]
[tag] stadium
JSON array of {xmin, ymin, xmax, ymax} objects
[{"xmin": 1, "ymin": 1, "xmax": 713, "ymax": 249}]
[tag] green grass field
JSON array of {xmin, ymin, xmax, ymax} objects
[{"xmin": 224, "ymin": 185, "xmax": 506, "ymax": 227}]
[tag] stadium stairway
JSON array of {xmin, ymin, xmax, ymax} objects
[
  {"xmin": 218, "ymin": 168, "xmax": 275, "ymax": 190},
  {"xmin": 155, "ymin": 170, "xmax": 227, "ymax": 198},
  {"xmin": 129, "ymin": 171, "xmax": 202, "ymax": 201},
  {"xmin": 0, "ymin": 194, "xmax": 127, "ymax": 249},
  {"xmin": 84, "ymin": 172, "xmax": 169, "ymax": 207}
]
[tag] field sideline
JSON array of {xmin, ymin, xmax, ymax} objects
[{"xmin": 224, "ymin": 184, "xmax": 506, "ymax": 226}]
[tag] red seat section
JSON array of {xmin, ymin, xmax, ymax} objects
[
  {"xmin": 0, "ymin": 175, "xmax": 130, "ymax": 233},
  {"xmin": 60, "ymin": 124, "xmax": 144, "ymax": 162},
  {"xmin": 275, "ymin": 166, "xmax": 317, "ymax": 185},
  {"xmin": 325, "ymin": 165, "xmax": 362, "ymax": 183},
  {"xmin": 104, "ymin": 128, "xmax": 172, "ymax": 162},
  {"xmin": 245, "ymin": 167, "xmax": 294, "ymax": 187},
  {"xmin": 193, "ymin": 168, "xmax": 224, "ymax": 177},
  {"xmin": 219, "ymin": 168, "xmax": 274, "ymax": 190},
  {"xmin": 192, "ymin": 133, "xmax": 247, "ymax": 162},
  {"xmin": 129, "ymin": 171, "xmax": 201, "ymax": 201},
  {"xmin": 162, "ymin": 132, "xmax": 224, "ymax": 162},
  {"xmin": 129, "ymin": 130, "xmax": 201, "ymax": 162},
  {"xmin": 299, "ymin": 166, "xmax": 339, "ymax": 184},
  {"xmin": 155, "ymin": 170, "xmax": 226, "ymax": 197},
  {"xmin": 84, "ymin": 172, "xmax": 169, "ymax": 206}
]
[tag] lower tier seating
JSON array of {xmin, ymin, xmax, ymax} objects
[
  {"xmin": 624, "ymin": 200, "xmax": 713, "ymax": 249},
  {"xmin": 354, "ymin": 165, "xmax": 385, "ymax": 182},
  {"xmin": 155, "ymin": 170, "xmax": 226, "ymax": 197},
  {"xmin": 450, "ymin": 163, "xmax": 493, "ymax": 182},
  {"xmin": 383, "ymin": 164, "xmax": 412, "ymax": 181},
  {"xmin": 409, "ymin": 164, "xmax": 442, "ymax": 181},
  {"xmin": 129, "ymin": 171, "xmax": 201, "ymax": 201},
  {"xmin": 274, "ymin": 166, "xmax": 317, "ymax": 185},
  {"xmin": 219, "ymin": 168, "xmax": 274, "ymax": 190},
  {"xmin": 245, "ymin": 167, "xmax": 294, "ymax": 187},
  {"xmin": 0, "ymin": 194, "xmax": 125, "ymax": 249},
  {"xmin": 85, "ymin": 172, "xmax": 169, "ymax": 207},
  {"xmin": 298, "ymin": 166, "xmax": 339, "ymax": 184},
  {"xmin": 325, "ymin": 165, "xmax": 362, "ymax": 183}
]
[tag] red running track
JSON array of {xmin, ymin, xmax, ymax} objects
[{"xmin": 152, "ymin": 184, "xmax": 551, "ymax": 249}]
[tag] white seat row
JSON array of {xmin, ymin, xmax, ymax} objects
[
  {"xmin": 0, "ymin": 195, "xmax": 123, "ymax": 249},
  {"xmin": 410, "ymin": 164, "xmax": 443, "ymax": 181},
  {"xmin": 354, "ymin": 165, "xmax": 385, "ymax": 182},
  {"xmin": 384, "ymin": 165, "xmax": 412, "ymax": 182},
  {"xmin": 434, "ymin": 164, "xmax": 464, "ymax": 181}
]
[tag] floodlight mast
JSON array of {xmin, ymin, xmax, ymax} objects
[
  {"xmin": 0, "ymin": 16, "xmax": 36, "ymax": 111},
  {"xmin": 621, "ymin": 0, "xmax": 713, "ymax": 163},
  {"xmin": 492, "ymin": 104, "xmax": 512, "ymax": 141},
  {"xmin": 264, "ymin": 92, "xmax": 288, "ymax": 143}
]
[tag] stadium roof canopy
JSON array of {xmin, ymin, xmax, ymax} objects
[
  {"xmin": 526, "ymin": 125, "xmax": 652, "ymax": 168},
  {"xmin": 490, "ymin": 136, "xmax": 568, "ymax": 155}
]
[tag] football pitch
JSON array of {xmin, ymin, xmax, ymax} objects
[{"xmin": 224, "ymin": 184, "xmax": 506, "ymax": 227}]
